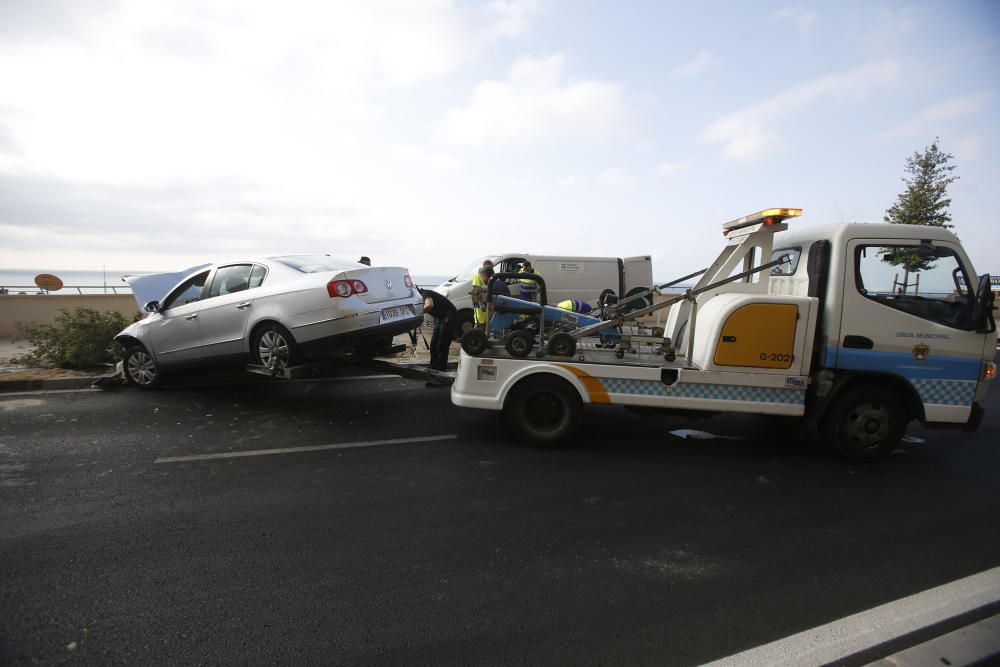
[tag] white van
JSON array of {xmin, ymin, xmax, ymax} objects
[{"xmin": 432, "ymin": 253, "xmax": 653, "ymax": 333}]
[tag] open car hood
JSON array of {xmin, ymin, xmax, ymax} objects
[{"xmin": 124, "ymin": 265, "xmax": 210, "ymax": 310}]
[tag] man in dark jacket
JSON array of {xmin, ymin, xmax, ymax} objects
[{"xmin": 420, "ymin": 288, "xmax": 458, "ymax": 372}]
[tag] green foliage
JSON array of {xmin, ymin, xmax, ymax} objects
[
  {"xmin": 882, "ymin": 138, "xmax": 958, "ymax": 275},
  {"xmin": 14, "ymin": 307, "xmax": 131, "ymax": 369}
]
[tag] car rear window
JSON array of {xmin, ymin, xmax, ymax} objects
[{"xmin": 270, "ymin": 255, "xmax": 362, "ymax": 273}]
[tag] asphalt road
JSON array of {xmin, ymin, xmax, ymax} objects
[{"xmin": 2, "ymin": 366, "xmax": 999, "ymax": 665}]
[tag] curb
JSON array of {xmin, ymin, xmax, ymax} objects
[{"xmin": 0, "ymin": 376, "xmax": 106, "ymax": 392}]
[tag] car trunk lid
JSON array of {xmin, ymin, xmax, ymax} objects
[{"xmin": 339, "ymin": 267, "xmax": 414, "ymax": 304}]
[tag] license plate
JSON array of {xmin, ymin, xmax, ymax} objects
[
  {"xmin": 380, "ymin": 305, "xmax": 412, "ymax": 322},
  {"xmin": 477, "ymin": 365, "xmax": 497, "ymax": 381}
]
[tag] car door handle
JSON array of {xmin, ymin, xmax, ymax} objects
[
  {"xmin": 236, "ymin": 302, "xmax": 251, "ymax": 310},
  {"xmin": 185, "ymin": 314, "xmax": 198, "ymax": 321},
  {"xmin": 843, "ymin": 335, "xmax": 873, "ymax": 349}
]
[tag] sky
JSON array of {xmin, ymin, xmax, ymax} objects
[{"xmin": 0, "ymin": 0, "xmax": 997, "ymax": 281}]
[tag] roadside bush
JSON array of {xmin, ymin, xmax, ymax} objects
[{"xmin": 14, "ymin": 307, "xmax": 132, "ymax": 369}]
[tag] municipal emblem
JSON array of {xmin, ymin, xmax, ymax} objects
[
  {"xmin": 912, "ymin": 343, "xmax": 930, "ymax": 361},
  {"xmin": 385, "ymin": 278, "xmax": 392, "ymax": 289}
]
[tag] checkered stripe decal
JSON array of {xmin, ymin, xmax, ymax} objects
[
  {"xmin": 597, "ymin": 378, "xmax": 805, "ymax": 405},
  {"xmin": 910, "ymin": 378, "xmax": 976, "ymax": 406}
]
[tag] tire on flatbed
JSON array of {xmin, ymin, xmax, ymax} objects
[{"xmin": 503, "ymin": 375, "xmax": 582, "ymax": 446}]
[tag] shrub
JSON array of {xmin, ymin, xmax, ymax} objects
[{"xmin": 14, "ymin": 307, "xmax": 132, "ymax": 369}]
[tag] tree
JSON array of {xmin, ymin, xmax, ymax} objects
[{"xmin": 882, "ymin": 138, "xmax": 958, "ymax": 286}]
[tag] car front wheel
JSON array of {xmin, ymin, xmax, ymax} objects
[
  {"xmin": 252, "ymin": 323, "xmax": 300, "ymax": 370},
  {"xmin": 123, "ymin": 346, "xmax": 161, "ymax": 389}
]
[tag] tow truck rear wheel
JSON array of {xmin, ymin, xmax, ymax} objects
[
  {"xmin": 504, "ymin": 376, "xmax": 581, "ymax": 446},
  {"xmin": 823, "ymin": 386, "xmax": 907, "ymax": 461},
  {"xmin": 461, "ymin": 328, "xmax": 489, "ymax": 356},
  {"xmin": 504, "ymin": 330, "xmax": 534, "ymax": 358}
]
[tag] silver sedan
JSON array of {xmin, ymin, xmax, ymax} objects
[{"xmin": 115, "ymin": 255, "xmax": 423, "ymax": 388}]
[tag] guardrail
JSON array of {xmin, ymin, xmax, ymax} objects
[{"xmin": 0, "ymin": 285, "xmax": 132, "ymax": 295}]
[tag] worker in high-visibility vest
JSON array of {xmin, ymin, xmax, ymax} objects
[
  {"xmin": 556, "ymin": 299, "xmax": 593, "ymax": 314},
  {"xmin": 471, "ymin": 260, "xmax": 494, "ymax": 327},
  {"xmin": 517, "ymin": 261, "xmax": 539, "ymax": 302}
]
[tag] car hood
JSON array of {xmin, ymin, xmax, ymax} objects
[{"xmin": 124, "ymin": 265, "xmax": 210, "ymax": 309}]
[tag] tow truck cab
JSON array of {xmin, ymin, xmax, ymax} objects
[
  {"xmin": 452, "ymin": 209, "xmax": 996, "ymax": 460},
  {"xmin": 666, "ymin": 219, "xmax": 996, "ymax": 434}
]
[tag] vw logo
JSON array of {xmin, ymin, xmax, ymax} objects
[{"xmin": 384, "ymin": 278, "xmax": 392, "ymax": 289}]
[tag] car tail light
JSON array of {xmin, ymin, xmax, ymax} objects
[
  {"xmin": 984, "ymin": 361, "xmax": 997, "ymax": 381},
  {"xmin": 327, "ymin": 279, "xmax": 368, "ymax": 298},
  {"xmin": 404, "ymin": 274, "xmax": 414, "ymax": 288}
]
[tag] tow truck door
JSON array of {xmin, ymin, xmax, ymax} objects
[{"xmin": 835, "ymin": 238, "xmax": 983, "ymax": 422}]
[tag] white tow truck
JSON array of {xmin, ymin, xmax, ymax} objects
[{"xmin": 451, "ymin": 208, "xmax": 997, "ymax": 460}]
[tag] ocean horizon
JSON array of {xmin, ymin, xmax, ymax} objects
[{"xmin": 0, "ymin": 268, "xmax": 454, "ymax": 294}]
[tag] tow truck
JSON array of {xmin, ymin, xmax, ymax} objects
[{"xmin": 451, "ymin": 208, "xmax": 997, "ymax": 460}]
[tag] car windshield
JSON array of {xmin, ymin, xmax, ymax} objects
[
  {"xmin": 270, "ymin": 255, "xmax": 364, "ymax": 273},
  {"xmin": 452, "ymin": 255, "xmax": 501, "ymax": 282}
]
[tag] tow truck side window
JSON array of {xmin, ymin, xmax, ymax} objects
[
  {"xmin": 770, "ymin": 247, "xmax": 802, "ymax": 275},
  {"xmin": 855, "ymin": 244, "xmax": 974, "ymax": 329}
]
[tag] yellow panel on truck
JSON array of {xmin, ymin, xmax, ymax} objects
[{"xmin": 714, "ymin": 303, "xmax": 797, "ymax": 369}]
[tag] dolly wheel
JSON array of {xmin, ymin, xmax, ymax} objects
[
  {"xmin": 461, "ymin": 328, "xmax": 490, "ymax": 356},
  {"xmin": 504, "ymin": 330, "xmax": 534, "ymax": 358},
  {"xmin": 546, "ymin": 332, "xmax": 576, "ymax": 357}
]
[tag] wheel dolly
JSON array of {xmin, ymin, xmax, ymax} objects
[{"xmin": 459, "ymin": 272, "xmax": 625, "ymax": 359}]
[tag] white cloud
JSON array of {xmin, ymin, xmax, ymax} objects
[
  {"xmin": 771, "ymin": 7, "xmax": 817, "ymax": 32},
  {"xmin": 436, "ymin": 54, "xmax": 626, "ymax": 148},
  {"xmin": 878, "ymin": 93, "xmax": 989, "ymax": 140},
  {"xmin": 673, "ymin": 51, "xmax": 712, "ymax": 77},
  {"xmin": 599, "ymin": 167, "xmax": 632, "ymax": 186},
  {"xmin": 702, "ymin": 60, "xmax": 900, "ymax": 160},
  {"xmin": 655, "ymin": 161, "xmax": 690, "ymax": 176},
  {"xmin": 954, "ymin": 135, "xmax": 985, "ymax": 162},
  {"xmin": 392, "ymin": 144, "xmax": 461, "ymax": 170},
  {"xmin": 0, "ymin": 0, "xmax": 538, "ymax": 186}
]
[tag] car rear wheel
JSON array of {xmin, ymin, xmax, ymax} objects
[
  {"xmin": 123, "ymin": 346, "xmax": 161, "ymax": 389},
  {"xmin": 253, "ymin": 323, "xmax": 300, "ymax": 370}
]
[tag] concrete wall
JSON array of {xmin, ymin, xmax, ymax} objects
[{"xmin": 0, "ymin": 294, "xmax": 141, "ymax": 336}]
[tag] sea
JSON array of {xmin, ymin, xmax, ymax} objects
[{"xmin": 0, "ymin": 268, "xmax": 452, "ymax": 295}]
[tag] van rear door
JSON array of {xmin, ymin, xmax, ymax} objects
[{"xmin": 623, "ymin": 256, "xmax": 653, "ymax": 293}]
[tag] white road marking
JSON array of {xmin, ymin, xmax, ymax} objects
[
  {"xmin": 0, "ymin": 388, "xmax": 98, "ymax": 397},
  {"xmin": 705, "ymin": 565, "xmax": 1000, "ymax": 667},
  {"xmin": 154, "ymin": 434, "xmax": 458, "ymax": 464}
]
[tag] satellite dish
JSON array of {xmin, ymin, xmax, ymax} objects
[{"xmin": 34, "ymin": 273, "xmax": 64, "ymax": 291}]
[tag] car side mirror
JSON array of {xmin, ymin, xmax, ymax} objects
[{"xmin": 144, "ymin": 300, "xmax": 161, "ymax": 313}]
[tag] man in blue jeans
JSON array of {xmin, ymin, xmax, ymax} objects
[{"xmin": 419, "ymin": 288, "xmax": 458, "ymax": 374}]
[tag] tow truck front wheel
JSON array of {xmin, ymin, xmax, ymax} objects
[
  {"xmin": 504, "ymin": 376, "xmax": 582, "ymax": 446},
  {"xmin": 823, "ymin": 386, "xmax": 907, "ymax": 461}
]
